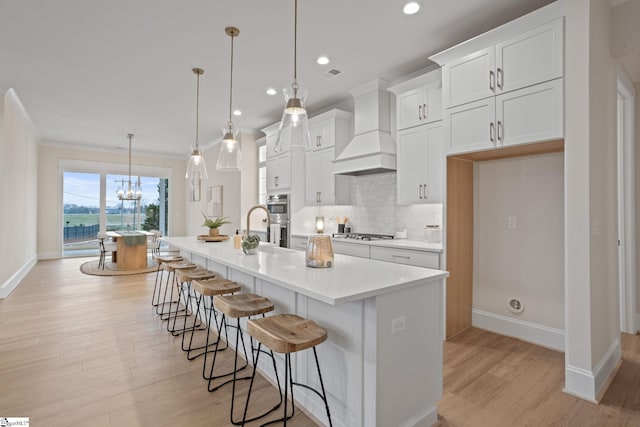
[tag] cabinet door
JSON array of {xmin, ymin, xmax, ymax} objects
[
  {"xmin": 397, "ymin": 126, "xmax": 428, "ymax": 204},
  {"xmin": 424, "ymin": 123, "xmax": 443, "ymax": 202},
  {"xmin": 445, "ymin": 97, "xmax": 496, "ymax": 155},
  {"xmin": 309, "ymin": 119, "xmax": 336, "ymax": 151},
  {"xmin": 424, "ymin": 84, "xmax": 443, "ymax": 123},
  {"xmin": 267, "ymin": 154, "xmax": 291, "ymax": 192},
  {"xmin": 496, "ymin": 79, "xmax": 563, "ymax": 148},
  {"xmin": 496, "ymin": 19, "xmax": 564, "ymax": 94},
  {"xmin": 305, "ymin": 151, "xmax": 324, "ymax": 204},
  {"xmin": 397, "ymin": 87, "xmax": 423, "ymax": 130},
  {"xmin": 443, "ymin": 47, "xmax": 495, "ymax": 108}
]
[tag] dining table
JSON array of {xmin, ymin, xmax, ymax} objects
[{"xmin": 106, "ymin": 230, "xmax": 152, "ymax": 270}]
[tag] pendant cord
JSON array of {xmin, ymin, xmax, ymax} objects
[
  {"xmin": 195, "ymin": 72, "xmax": 200, "ymax": 148},
  {"xmin": 293, "ymin": 0, "xmax": 298, "ymax": 84},
  {"xmin": 128, "ymin": 134, "xmax": 133, "ymax": 191},
  {"xmin": 229, "ymin": 33, "xmax": 234, "ymax": 126}
]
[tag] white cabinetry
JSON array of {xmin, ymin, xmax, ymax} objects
[
  {"xmin": 445, "ymin": 79, "xmax": 563, "ymax": 155},
  {"xmin": 370, "ymin": 246, "xmax": 440, "ymax": 269},
  {"xmin": 442, "ymin": 18, "xmax": 564, "ymax": 108},
  {"xmin": 304, "ymin": 109, "xmax": 352, "ymax": 206},
  {"xmin": 332, "ymin": 241, "xmax": 371, "ymax": 258},
  {"xmin": 389, "ymin": 69, "xmax": 442, "ymax": 131},
  {"xmin": 397, "ymin": 121, "xmax": 443, "ymax": 204},
  {"xmin": 266, "ymin": 154, "xmax": 292, "ymax": 192},
  {"xmin": 305, "ymin": 149, "xmax": 350, "ymax": 205}
]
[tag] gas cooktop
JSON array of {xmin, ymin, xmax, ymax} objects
[{"xmin": 332, "ymin": 232, "xmax": 394, "ymax": 241}]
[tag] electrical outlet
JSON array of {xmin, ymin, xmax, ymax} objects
[
  {"xmin": 391, "ymin": 316, "xmax": 406, "ymax": 335},
  {"xmin": 507, "ymin": 216, "xmax": 517, "ymax": 229}
]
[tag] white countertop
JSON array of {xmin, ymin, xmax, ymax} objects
[
  {"xmin": 291, "ymin": 233, "xmax": 443, "ymax": 252},
  {"xmin": 162, "ymin": 236, "xmax": 448, "ymax": 306}
]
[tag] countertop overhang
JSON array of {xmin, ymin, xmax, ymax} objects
[{"xmin": 162, "ymin": 236, "xmax": 448, "ymax": 305}]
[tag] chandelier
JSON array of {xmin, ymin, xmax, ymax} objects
[{"xmin": 117, "ymin": 133, "xmax": 142, "ymax": 201}]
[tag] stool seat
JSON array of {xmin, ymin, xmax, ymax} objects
[
  {"xmin": 176, "ymin": 268, "xmax": 217, "ymax": 281},
  {"xmin": 163, "ymin": 261, "xmax": 197, "ymax": 271},
  {"xmin": 153, "ymin": 254, "xmax": 183, "ymax": 264},
  {"xmin": 192, "ymin": 278, "xmax": 241, "ymax": 297},
  {"xmin": 247, "ymin": 314, "xmax": 327, "ymax": 354},
  {"xmin": 214, "ymin": 293, "xmax": 274, "ymax": 318}
]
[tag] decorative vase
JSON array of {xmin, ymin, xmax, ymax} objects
[{"xmin": 209, "ymin": 228, "xmax": 220, "ymax": 237}]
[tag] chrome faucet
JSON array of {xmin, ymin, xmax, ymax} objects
[{"xmin": 246, "ymin": 205, "xmax": 271, "ymax": 240}]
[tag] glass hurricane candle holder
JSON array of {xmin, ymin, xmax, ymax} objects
[{"xmin": 305, "ymin": 235, "xmax": 334, "ymax": 268}]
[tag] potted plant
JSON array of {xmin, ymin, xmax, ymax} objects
[{"xmin": 202, "ymin": 213, "xmax": 231, "ymax": 237}]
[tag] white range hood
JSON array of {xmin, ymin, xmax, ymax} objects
[{"xmin": 333, "ymin": 79, "xmax": 396, "ymax": 176}]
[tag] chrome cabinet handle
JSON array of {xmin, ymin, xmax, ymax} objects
[
  {"xmin": 422, "ymin": 103, "xmax": 427, "ymax": 120},
  {"xmin": 391, "ymin": 254, "xmax": 411, "ymax": 259},
  {"xmin": 489, "ymin": 70, "xmax": 495, "ymax": 91},
  {"xmin": 419, "ymin": 184, "xmax": 423, "ymax": 199},
  {"xmin": 318, "ymin": 191, "xmax": 321, "ymax": 203},
  {"xmin": 497, "ymin": 120, "xmax": 503, "ymax": 142},
  {"xmin": 489, "ymin": 122, "xmax": 495, "ymax": 142},
  {"xmin": 424, "ymin": 183, "xmax": 428, "ymax": 200},
  {"xmin": 275, "ymin": 176, "xmax": 279, "ymax": 187},
  {"xmin": 497, "ymin": 67, "xmax": 503, "ymax": 89},
  {"xmin": 418, "ymin": 105, "xmax": 422, "ymax": 120}
]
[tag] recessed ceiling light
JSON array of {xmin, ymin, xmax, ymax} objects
[
  {"xmin": 316, "ymin": 56, "xmax": 330, "ymax": 65},
  {"xmin": 266, "ymin": 88, "xmax": 277, "ymax": 95},
  {"xmin": 233, "ymin": 109, "xmax": 242, "ymax": 116},
  {"xmin": 403, "ymin": 1, "xmax": 421, "ymax": 15}
]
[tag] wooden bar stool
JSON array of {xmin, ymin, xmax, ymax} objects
[
  {"xmin": 151, "ymin": 254, "xmax": 183, "ymax": 312},
  {"xmin": 184, "ymin": 277, "xmax": 241, "ymax": 366},
  {"xmin": 212, "ymin": 293, "xmax": 283, "ymax": 425},
  {"xmin": 242, "ymin": 314, "xmax": 332, "ymax": 427},
  {"xmin": 158, "ymin": 260, "xmax": 197, "ymax": 321},
  {"xmin": 169, "ymin": 268, "xmax": 218, "ymax": 336}
]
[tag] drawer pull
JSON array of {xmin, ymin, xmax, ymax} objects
[{"xmin": 391, "ymin": 254, "xmax": 411, "ymax": 259}]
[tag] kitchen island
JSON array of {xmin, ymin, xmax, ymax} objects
[{"xmin": 162, "ymin": 236, "xmax": 448, "ymax": 427}]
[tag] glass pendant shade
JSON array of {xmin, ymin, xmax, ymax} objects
[
  {"xmin": 186, "ymin": 146, "xmax": 208, "ymax": 179},
  {"xmin": 274, "ymin": 85, "xmax": 311, "ymax": 153},
  {"xmin": 216, "ymin": 125, "xmax": 242, "ymax": 171}
]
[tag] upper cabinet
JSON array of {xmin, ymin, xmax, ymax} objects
[
  {"xmin": 308, "ymin": 109, "xmax": 352, "ymax": 152},
  {"xmin": 442, "ymin": 18, "xmax": 564, "ymax": 109},
  {"xmin": 389, "ymin": 69, "xmax": 442, "ymax": 131},
  {"xmin": 430, "ymin": 1, "xmax": 565, "ymax": 156}
]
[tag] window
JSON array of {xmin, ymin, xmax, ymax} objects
[{"xmin": 258, "ymin": 141, "xmax": 267, "ymax": 204}]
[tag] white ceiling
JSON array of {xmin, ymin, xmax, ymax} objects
[{"xmin": 0, "ymin": 0, "xmax": 555, "ymax": 157}]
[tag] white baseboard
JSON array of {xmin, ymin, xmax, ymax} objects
[
  {"xmin": 0, "ymin": 255, "xmax": 37, "ymax": 298},
  {"xmin": 38, "ymin": 251, "xmax": 61, "ymax": 260},
  {"xmin": 472, "ymin": 309, "xmax": 564, "ymax": 351},
  {"xmin": 401, "ymin": 406, "xmax": 438, "ymax": 427},
  {"xmin": 564, "ymin": 336, "xmax": 621, "ymax": 402}
]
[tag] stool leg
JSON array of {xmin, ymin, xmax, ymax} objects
[
  {"xmin": 151, "ymin": 264, "xmax": 164, "ymax": 307},
  {"xmin": 312, "ymin": 346, "xmax": 333, "ymax": 427}
]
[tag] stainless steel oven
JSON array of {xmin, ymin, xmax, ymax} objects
[{"xmin": 266, "ymin": 194, "xmax": 290, "ymax": 248}]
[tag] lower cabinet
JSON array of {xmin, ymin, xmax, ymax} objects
[
  {"xmin": 290, "ymin": 236, "xmax": 440, "ymax": 268},
  {"xmin": 370, "ymin": 246, "xmax": 440, "ymax": 269}
]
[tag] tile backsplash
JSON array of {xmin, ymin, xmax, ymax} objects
[{"xmin": 292, "ymin": 172, "xmax": 442, "ymax": 241}]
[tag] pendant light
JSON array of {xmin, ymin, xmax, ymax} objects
[
  {"xmin": 186, "ymin": 67, "xmax": 208, "ymax": 180},
  {"xmin": 274, "ymin": 0, "xmax": 312, "ymax": 154},
  {"xmin": 117, "ymin": 133, "xmax": 142, "ymax": 201},
  {"xmin": 217, "ymin": 26, "xmax": 242, "ymax": 171}
]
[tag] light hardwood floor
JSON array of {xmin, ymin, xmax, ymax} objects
[
  {"xmin": 2, "ymin": 258, "xmax": 640, "ymax": 427},
  {"xmin": 0, "ymin": 258, "xmax": 316, "ymax": 427}
]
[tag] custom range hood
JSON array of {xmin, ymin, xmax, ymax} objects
[{"xmin": 333, "ymin": 79, "xmax": 396, "ymax": 176}]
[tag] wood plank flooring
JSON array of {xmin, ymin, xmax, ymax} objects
[
  {"xmin": 438, "ymin": 328, "xmax": 640, "ymax": 427},
  {"xmin": 2, "ymin": 258, "xmax": 640, "ymax": 426},
  {"xmin": 0, "ymin": 258, "xmax": 316, "ymax": 427}
]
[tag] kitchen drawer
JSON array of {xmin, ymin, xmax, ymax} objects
[
  {"xmin": 332, "ymin": 241, "xmax": 370, "ymax": 258},
  {"xmin": 290, "ymin": 236, "xmax": 308, "ymax": 251},
  {"xmin": 370, "ymin": 246, "xmax": 440, "ymax": 269}
]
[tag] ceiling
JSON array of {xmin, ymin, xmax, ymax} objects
[{"xmin": 0, "ymin": 0, "xmax": 555, "ymax": 157}]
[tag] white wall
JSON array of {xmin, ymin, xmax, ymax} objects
[
  {"xmin": 0, "ymin": 89, "xmax": 39, "ymax": 298},
  {"xmin": 564, "ymin": 0, "xmax": 620, "ymax": 401},
  {"xmin": 37, "ymin": 143, "xmax": 187, "ymax": 259},
  {"xmin": 473, "ymin": 153, "xmax": 564, "ymax": 330},
  {"xmin": 184, "ymin": 132, "xmax": 259, "ymax": 238}
]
